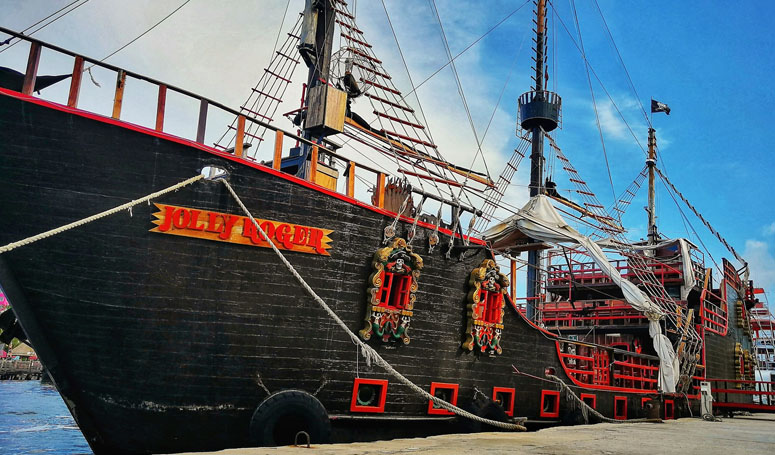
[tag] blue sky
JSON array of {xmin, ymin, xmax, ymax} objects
[{"xmin": 1, "ymin": 0, "xmax": 773, "ymax": 301}]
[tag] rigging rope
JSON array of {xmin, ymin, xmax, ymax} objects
[
  {"xmin": 545, "ymin": 374, "xmax": 661, "ymax": 424},
  {"xmin": 591, "ymin": 0, "xmax": 650, "ymax": 126},
  {"xmin": 658, "ymin": 169, "xmax": 722, "ymax": 275},
  {"xmin": 427, "ymin": 0, "xmax": 490, "ymax": 183},
  {"xmin": 221, "ymin": 178, "xmax": 526, "ymax": 431},
  {"xmin": 545, "ymin": 0, "xmax": 646, "ymax": 156},
  {"xmin": 0, "ymin": 0, "xmax": 91, "ymax": 54},
  {"xmin": 569, "ymin": 0, "xmax": 617, "ymax": 204},
  {"xmin": 88, "ymin": 0, "xmax": 194, "ymax": 69},
  {"xmin": 655, "ymin": 167, "xmax": 746, "ymax": 267},
  {"xmin": 0, "ymin": 175, "xmax": 204, "ymax": 254},
  {"xmin": 394, "ymin": 0, "xmax": 530, "ymax": 106}
]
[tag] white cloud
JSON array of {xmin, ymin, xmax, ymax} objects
[
  {"xmin": 744, "ymin": 240, "xmax": 775, "ymax": 296},
  {"xmin": 763, "ymin": 222, "xmax": 775, "ymax": 236}
]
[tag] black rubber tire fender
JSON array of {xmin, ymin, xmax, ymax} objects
[{"xmin": 248, "ymin": 389, "xmax": 331, "ymax": 447}]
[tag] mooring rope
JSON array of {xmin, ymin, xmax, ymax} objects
[
  {"xmin": 545, "ymin": 374, "xmax": 661, "ymax": 424},
  {"xmin": 221, "ymin": 179, "xmax": 525, "ymax": 431},
  {"xmin": 0, "ymin": 174, "xmax": 204, "ymax": 254}
]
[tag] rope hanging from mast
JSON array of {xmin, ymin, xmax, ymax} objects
[{"xmin": 655, "ymin": 167, "xmax": 747, "ymax": 267}]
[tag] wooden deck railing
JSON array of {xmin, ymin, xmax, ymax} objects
[{"xmin": 0, "ymin": 26, "xmax": 482, "ymax": 224}]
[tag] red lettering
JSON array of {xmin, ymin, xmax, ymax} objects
[
  {"xmin": 242, "ymin": 219, "xmax": 261, "ymax": 244},
  {"xmin": 172, "ymin": 208, "xmax": 190, "ymax": 229},
  {"xmin": 291, "ymin": 226, "xmax": 308, "ymax": 246},
  {"xmin": 158, "ymin": 205, "xmax": 176, "ymax": 232},
  {"xmin": 275, "ymin": 224, "xmax": 294, "ymax": 249},
  {"xmin": 205, "ymin": 212, "xmax": 220, "ymax": 233},
  {"xmin": 259, "ymin": 221, "xmax": 275, "ymax": 242},
  {"xmin": 187, "ymin": 210, "xmax": 206, "ymax": 231},
  {"xmin": 219, "ymin": 215, "xmax": 240, "ymax": 240},
  {"xmin": 307, "ymin": 228, "xmax": 326, "ymax": 254}
]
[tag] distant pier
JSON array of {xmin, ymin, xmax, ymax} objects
[{"xmin": 0, "ymin": 359, "xmax": 43, "ymax": 380}]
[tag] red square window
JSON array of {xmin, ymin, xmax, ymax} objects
[
  {"xmin": 641, "ymin": 397, "xmax": 652, "ymax": 408},
  {"xmin": 350, "ymin": 378, "xmax": 388, "ymax": 413},
  {"xmin": 427, "ymin": 382, "xmax": 459, "ymax": 415},
  {"xmin": 540, "ymin": 390, "xmax": 560, "ymax": 418},
  {"xmin": 378, "ymin": 272, "xmax": 412, "ymax": 310},
  {"xmin": 664, "ymin": 399, "xmax": 675, "ymax": 420},
  {"xmin": 493, "ymin": 387, "xmax": 516, "ymax": 417},
  {"xmin": 580, "ymin": 393, "xmax": 596, "ymax": 409},
  {"xmin": 614, "ymin": 396, "xmax": 628, "ymax": 420}
]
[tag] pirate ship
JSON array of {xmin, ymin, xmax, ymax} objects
[{"xmin": 0, "ymin": 1, "xmax": 773, "ymax": 454}]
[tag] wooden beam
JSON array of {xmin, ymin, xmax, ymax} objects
[
  {"xmin": 273, "ymin": 130, "xmax": 283, "ymax": 170},
  {"xmin": 111, "ymin": 70, "xmax": 126, "ymax": 119},
  {"xmin": 309, "ymin": 146, "xmax": 319, "ymax": 183},
  {"xmin": 375, "ymin": 172, "xmax": 386, "ymax": 208},
  {"xmin": 196, "ymin": 99, "xmax": 208, "ymax": 143},
  {"xmin": 511, "ymin": 260, "xmax": 517, "ymax": 299},
  {"xmin": 155, "ymin": 85, "xmax": 167, "ymax": 131},
  {"xmin": 67, "ymin": 56, "xmax": 84, "ymax": 108},
  {"xmin": 234, "ymin": 115, "xmax": 246, "ymax": 157},
  {"xmin": 347, "ymin": 161, "xmax": 356, "ymax": 197},
  {"xmin": 343, "ymin": 117, "xmax": 494, "ymax": 187},
  {"xmin": 22, "ymin": 42, "xmax": 42, "ymax": 95}
]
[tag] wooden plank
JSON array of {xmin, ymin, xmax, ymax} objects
[
  {"xmin": 67, "ymin": 56, "xmax": 84, "ymax": 108},
  {"xmin": 510, "ymin": 260, "xmax": 517, "ymax": 299},
  {"xmin": 196, "ymin": 99, "xmax": 208, "ymax": 144},
  {"xmin": 347, "ymin": 161, "xmax": 356, "ymax": 198},
  {"xmin": 309, "ymin": 146, "xmax": 319, "ymax": 183},
  {"xmin": 273, "ymin": 130, "xmax": 283, "ymax": 170},
  {"xmin": 111, "ymin": 70, "xmax": 126, "ymax": 119},
  {"xmin": 234, "ymin": 115, "xmax": 246, "ymax": 157},
  {"xmin": 22, "ymin": 42, "xmax": 42, "ymax": 95},
  {"xmin": 375, "ymin": 172, "xmax": 386, "ymax": 208},
  {"xmin": 155, "ymin": 85, "xmax": 167, "ymax": 131}
]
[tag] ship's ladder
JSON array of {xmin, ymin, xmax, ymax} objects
[
  {"xmin": 607, "ymin": 165, "xmax": 648, "ymax": 225},
  {"xmin": 214, "ymin": 13, "xmax": 304, "ymax": 159},
  {"xmin": 470, "ymin": 137, "xmax": 529, "ymax": 237},
  {"xmin": 331, "ymin": 0, "xmax": 493, "ymax": 200}
]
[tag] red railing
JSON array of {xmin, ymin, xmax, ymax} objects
[
  {"xmin": 540, "ymin": 300, "xmax": 647, "ymax": 329},
  {"xmin": 546, "ymin": 252, "xmax": 685, "ymax": 291},
  {"xmin": 700, "ymin": 293, "xmax": 728, "ymax": 336},
  {"xmin": 557, "ymin": 340, "xmax": 658, "ymax": 392},
  {"xmin": 511, "ymin": 296, "xmax": 544, "ymax": 314},
  {"xmin": 708, "ymin": 379, "xmax": 775, "ymax": 410}
]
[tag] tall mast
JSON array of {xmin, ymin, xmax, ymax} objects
[
  {"xmin": 298, "ymin": 0, "xmax": 337, "ymax": 142},
  {"xmin": 646, "ymin": 127, "xmax": 657, "ymax": 246},
  {"xmin": 518, "ymin": 0, "xmax": 561, "ymax": 320}
]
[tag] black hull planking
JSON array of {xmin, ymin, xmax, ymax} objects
[{"xmin": 0, "ymin": 91, "xmax": 667, "ymax": 454}]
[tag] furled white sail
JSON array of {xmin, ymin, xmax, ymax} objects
[{"xmin": 485, "ymin": 195, "xmax": 678, "ymax": 392}]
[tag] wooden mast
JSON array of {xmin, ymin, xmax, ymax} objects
[
  {"xmin": 646, "ymin": 127, "xmax": 658, "ymax": 247},
  {"xmin": 299, "ymin": 0, "xmax": 337, "ymax": 168},
  {"xmin": 526, "ymin": 0, "xmax": 548, "ymax": 320}
]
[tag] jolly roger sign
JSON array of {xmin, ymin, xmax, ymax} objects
[{"xmin": 150, "ymin": 203, "xmax": 333, "ymax": 256}]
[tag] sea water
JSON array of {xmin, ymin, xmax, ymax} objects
[{"xmin": 0, "ymin": 380, "xmax": 91, "ymax": 454}]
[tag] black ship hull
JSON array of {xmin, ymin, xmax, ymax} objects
[{"xmin": 0, "ymin": 88, "xmax": 692, "ymax": 454}]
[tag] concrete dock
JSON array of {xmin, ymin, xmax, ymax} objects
[{"xmin": 180, "ymin": 414, "xmax": 775, "ymax": 455}]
